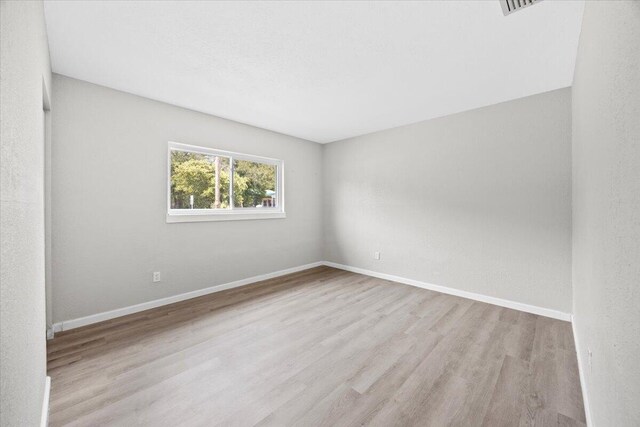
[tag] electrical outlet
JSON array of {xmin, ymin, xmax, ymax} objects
[
  {"xmin": 153, "ymin": 272, "xmax": 161, "ymax": 283},
  {"xmin": 374, "ymin": 251, "xmax": 381, "ymax": 260}
]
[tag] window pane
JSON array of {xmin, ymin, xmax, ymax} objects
[
  {"xmin": 233, "ymin": 159, "xmax": 277, "ymax": 208},
  {"xmin": 170, "ymin": 150, "xmax": 230, "ymax": 209}
]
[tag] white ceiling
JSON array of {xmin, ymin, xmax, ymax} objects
[{"xmin": 44, "ymin": 0, "xmax": 585, "ymax": 143}]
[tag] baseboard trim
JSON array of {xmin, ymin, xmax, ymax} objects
[
  {"xmin": 52, "ymin": 260, "xmax": 571, "ymax": 332},
  {"xmin": 41, "ymin": 376, "xmax": 50, "ymax": 427},
  {"xmin": 52, "ymin": 262, "xmax": 324, "ymax": 332},
  {"xmin": 571, "ymin": 315, "xmax": 593, "ymax": 427},
  {"xmin": 323, "ymin": 261, "xmax": 572, "ymax": 321}
]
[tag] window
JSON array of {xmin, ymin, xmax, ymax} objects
[{"xmin": 167, "ymin": 142, "xmax": 284, "ymax": 222}]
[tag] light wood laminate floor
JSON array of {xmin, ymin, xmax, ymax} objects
[{"xmin": 47, "ymin": 266, "xmax": 585, "ymax": 426}]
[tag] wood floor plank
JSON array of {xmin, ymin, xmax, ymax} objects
[
  {"xmin": 482, "ymin": 355, "xmax": 530, "ymax": 427},
  {"xmin": 47, "ymin": 266, "xmax": 585, "ymax": 426}
]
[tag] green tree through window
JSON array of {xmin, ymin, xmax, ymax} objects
[
  {"xmin": 170, "ymin": 150, "xmax": 278, "ymax": 210},
  {"xmin": 233, "ymin": 159, "xmax": 277, "ymax": 208}
]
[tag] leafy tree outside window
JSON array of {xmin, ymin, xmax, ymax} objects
[{"xmin": 170, "ymin": 147, "xmax": 279, "ymax": 211}]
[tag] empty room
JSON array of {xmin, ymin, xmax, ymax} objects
[{"xmin": 1, "ymin": 0, "xmax": 639, "ymax": 426}]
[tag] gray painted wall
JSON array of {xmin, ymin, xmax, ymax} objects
[
  {"xmin": 0, "ymin": 0, "xmax": 52, "ymax": 425},
  {"xmin": 51, "ymin": 75, "xmax": 323, "ymax": 323},
  {"xmin": 323, "ymin": 88, "xmax": 572, "ymax": 313},
  {"xmin": 572, "ymin": 2, "xmax": 640, "ymax": 426}
]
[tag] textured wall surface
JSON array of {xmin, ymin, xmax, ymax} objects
[
  {"xmin": 572, "ymin": 2, "xmax": 640, "ymax": 426},
  {"xmin": 51, "ymin": 75, "xmax": 323, "ymax": 323},
  {"xmin": 323, "ymin": 88, "xmax": 572, "ymax": 313},
  {"xmin": 0, "ymin": 0, "xmax": 52, "ymax": 425}
]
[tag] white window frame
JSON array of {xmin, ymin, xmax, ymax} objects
[{"xmin": 167, "ymin": 141, "xmax": 285, "ymax": 223}]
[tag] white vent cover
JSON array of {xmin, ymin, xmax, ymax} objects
[{"xmin": 500, "ymin": 0, "xmax": 544, "ymax": 16}]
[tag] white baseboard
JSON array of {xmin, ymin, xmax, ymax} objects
[
  {"xmin": 41, "ymin": 376, "xmax": 50, "ymax": 427},
  {"xmin": 323, "ymin": 261, "xmax": 572, "ymax": 321},
  {"xmin": 52, "ymin": 262, "xmax": 324, "ymax": 332},
  {"xmin": 571, "ymin": 316, "xmax": 593, "ymax": 427},
  {"xmin": 51, "ymin": 260, "xmax": 571, "ymax": 333}
]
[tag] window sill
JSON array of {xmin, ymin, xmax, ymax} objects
[{"xmin": 166, "ymin": 211, "xmax": 286, "ymax": 223}]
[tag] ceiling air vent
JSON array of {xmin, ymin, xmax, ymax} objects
[{"xmin": 500, "ymin": 0, "xmax": 544, "ymax": 16}]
